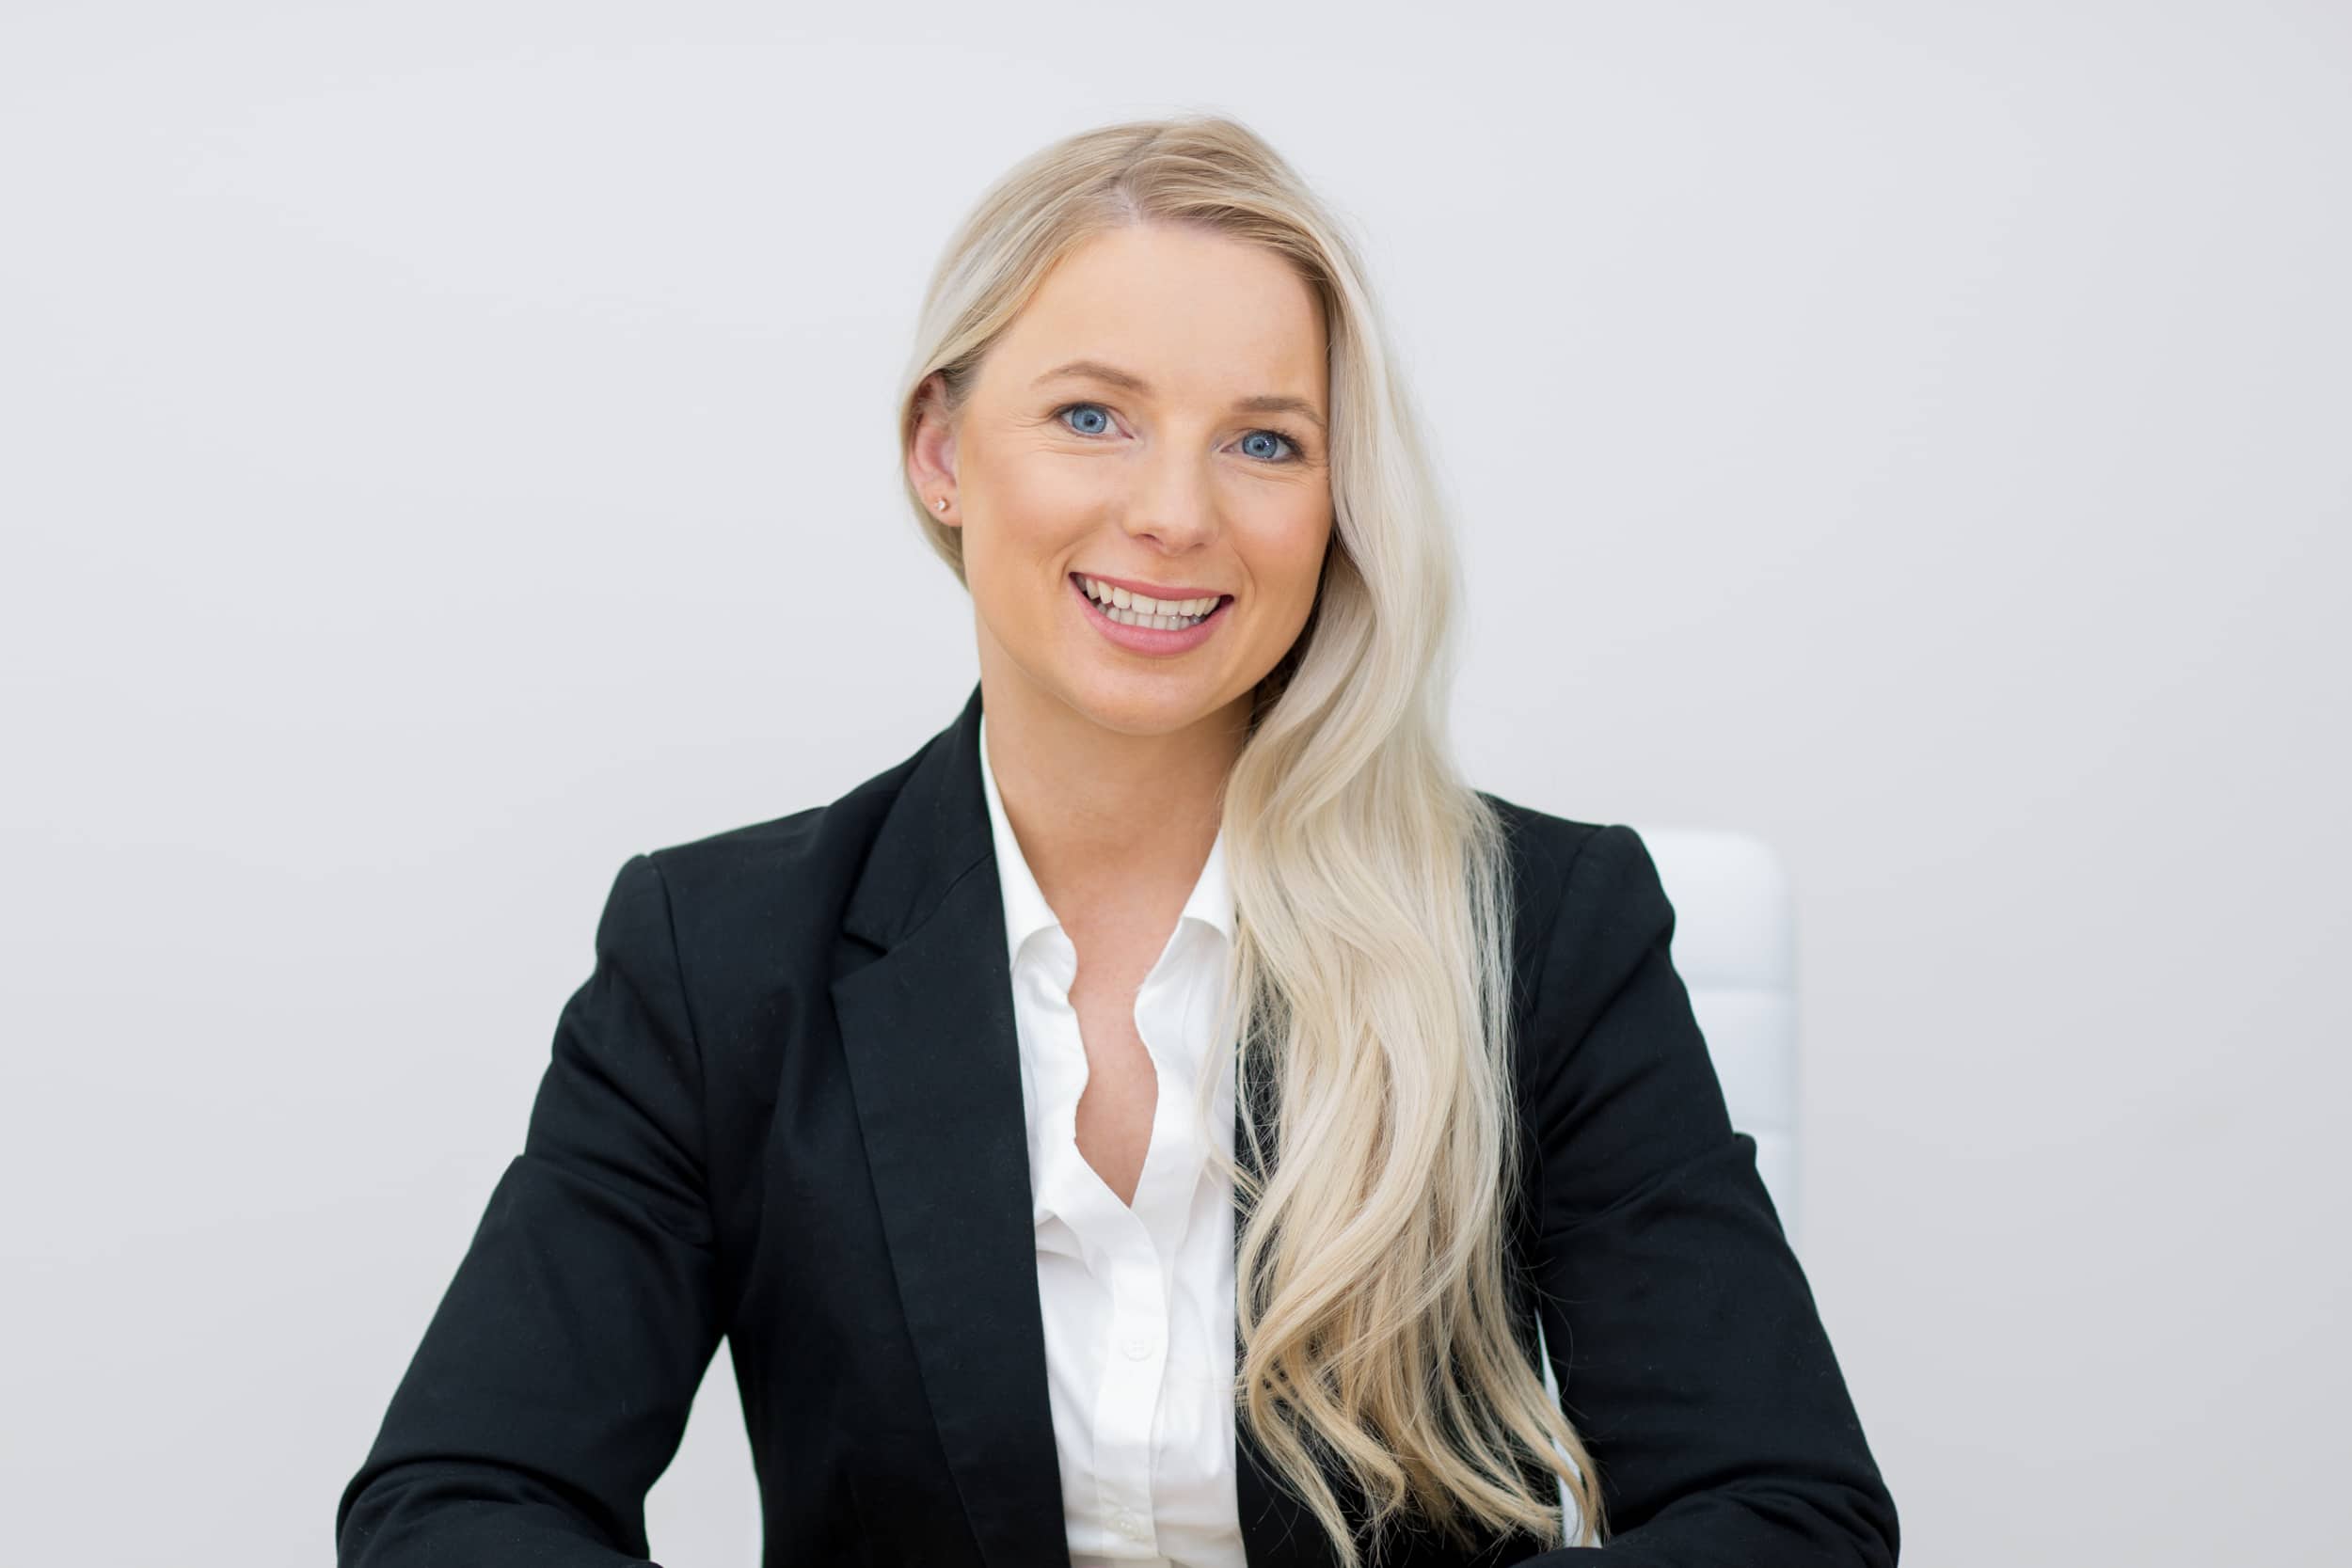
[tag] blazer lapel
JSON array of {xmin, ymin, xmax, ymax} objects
[
  {"xmin": 834, "ymin": 680, "xmax": 1343, "ymax": 1568},
  {"xmin": 833, "ymin": 681, "xmax": 1068, "ymax": 1568}
]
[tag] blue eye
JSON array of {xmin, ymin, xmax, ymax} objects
[
  {"xmin": 1051, "ymin": 401, "xmax": 1303, "ymax": 464},
  {"xmin": 1058, "ymin": 402, "xmax": 1113, "ymax": 436},
  {"xmin": 1239, "ymin": 430, "xmax": 1296, "ymax": 463}
]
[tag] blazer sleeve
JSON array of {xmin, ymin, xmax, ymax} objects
[
  {"xmin": 1506, "ymin": 824, "xmax": 1899, "ymax": 1567},
  {"xmin": 336, "ymin": 852, "xmax": 723, "ymax": 1567}
]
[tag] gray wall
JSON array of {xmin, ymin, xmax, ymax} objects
[{"xmin": 3, "ymin": 4, "xmax": 2343, "ymax": 1563}]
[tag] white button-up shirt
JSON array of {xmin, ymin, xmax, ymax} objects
[{"xmin": 977, "ymin": 714, "xmax": 1248, "ymax": 1568}]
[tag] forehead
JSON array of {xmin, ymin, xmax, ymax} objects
[{"xmin": 988, "ymin": 223, "xmax": 1327, "ymax": 403}]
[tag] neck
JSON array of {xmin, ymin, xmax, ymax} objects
[{"xmin": 976, "ymin": 642, "xmax": 1248, "ymax": 925}]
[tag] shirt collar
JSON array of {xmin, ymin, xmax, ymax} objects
[{"xmin": 977, "ymin": 712, "xmax": 1235, "ymax": 972}]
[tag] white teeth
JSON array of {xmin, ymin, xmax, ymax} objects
[{"xmin": 1078, "ymin": 575, "xmax": 1220, "ymax": 630}]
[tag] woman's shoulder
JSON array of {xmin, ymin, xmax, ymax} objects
[
  {"xmin": 1475, "ymin": 790, "xmax": 1683, "ymax": 1024},
  {"xmin": 1477, "ymin": 788, "xmax": 1609, "ymax": 884},
  {"xmin": 1477, "ymin": 787, "xmax": 1649, "ymax": 943},
  {"xmin": 597, "ymin": 758, "xmax": 1667, "ymax": 997},
  {"xmin": 1477, "ymin": 789, "xmax": 1673, "ymax": 907},
  {"xmin": 617, "ymin": 733, "xmax": 940, "ymax": 963}
]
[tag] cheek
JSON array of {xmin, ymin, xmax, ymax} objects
[
  {"xmin": 962, "ymin": 454, "xmax": 1093, "ymax": 600},
  {"xmin": 1250, "ymin": 503, "xmax": 1333, "ymax": 618},
  {"xmin": 984, "ymin": 444, "xmax": 1105, "ymax": 538}
]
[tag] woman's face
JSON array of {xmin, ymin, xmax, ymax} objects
[{"xmin": 911, "ymin": 222, "xmax": 1333, "ymax": 738}]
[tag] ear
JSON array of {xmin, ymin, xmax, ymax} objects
[{"xmin": 907, "ymin": 372, "xmax": 961, "ymax": 527}]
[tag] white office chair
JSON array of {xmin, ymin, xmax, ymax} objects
[{"xmin": 1537, "ymin": 825, "xmax": 1803, "ymax": 1538}]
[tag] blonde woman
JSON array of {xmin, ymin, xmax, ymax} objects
[{"xmin": 338, "ymin": 116, "xmax": 1898, "ymax": 1568}]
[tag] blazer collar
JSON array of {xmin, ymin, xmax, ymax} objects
[
  {"xmin": 828, "ymin": 678, "xmax": 1341, "ymax": 1568},
  {"xmin": 838, "ymin": 680, "xmax": 995, "ymax": 953}
]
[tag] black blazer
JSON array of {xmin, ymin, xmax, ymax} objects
[{"xmin": 336, "ymin": 681, "xmax": 1898, "ymax": 1567}]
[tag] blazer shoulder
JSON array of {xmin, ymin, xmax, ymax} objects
[
  {"xmin": 1477, "ymin": 787, "xmax": 1611, "ymax": 907},
  {"xmin": 1475, "ymin": 792, "xmax": 1688, "ymax": 1046},
  {"xmin": 631, "ymin": 737, "xmax": 931, "ymax": 942}
]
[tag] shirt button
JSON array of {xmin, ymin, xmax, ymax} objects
[
  {"xmin": 1123, "ymin": 1335, "xmax": 1154, "ymax": 1360},
  {"xmin": 1113, "ymin": 1509, "xmax": 1148, "ymax": 1540}
]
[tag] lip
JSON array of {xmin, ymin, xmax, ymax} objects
[
  {"xmin": 1068, "ymin": 572, "xmax": 1232, "ymax": 657},
  {"xmin": 1073, "ymin": 570, "xmax": 1228, "ymax": 601}
]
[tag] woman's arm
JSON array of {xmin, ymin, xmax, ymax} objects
[
  {"xmin": 335, "ymin": 853, "xmax": 723, "ymax": 1567},
  {"xmin": 1509, "ymin": 824, "xmax": 1899, "ymax": 1567}
]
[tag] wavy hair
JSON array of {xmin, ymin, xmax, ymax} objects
[{"xmin": 891, "ymin": 114, "xmax": 1604, "ymax": 1562}]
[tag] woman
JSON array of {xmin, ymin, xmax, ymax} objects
[{"xmin": 337, "ymin": 116, "xmax": 1898, "ymax": 1568}]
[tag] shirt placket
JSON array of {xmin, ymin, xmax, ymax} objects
[
  {"xmin": 1090, "ymin": 1211, "xmax": 1166, "ymax": 1551},
  {"xmin": 1025, "ymin": 930, "xmax": 1156, "ymax": 1556},
  {"xmin": 1093, "ymin": 938, "xmax": 1217, "ymax": 1557}
]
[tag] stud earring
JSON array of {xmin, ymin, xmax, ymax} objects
[{"xmin": 933, "ymin": 498, "xmax": 948, "ymax": 512}]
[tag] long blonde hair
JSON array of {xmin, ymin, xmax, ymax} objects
[{"xmin": 893, "ymin": 114, "xmax": 1604, "ymax": 1562}]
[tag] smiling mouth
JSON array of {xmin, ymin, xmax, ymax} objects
[{"xmin": 1070, "ymin": 573, "xmax": 1231, "ymax": 630}]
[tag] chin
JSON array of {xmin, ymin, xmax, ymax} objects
[{"xmin": 1056, "ymin": 669, "xmax": 1232, "ymax": 738}]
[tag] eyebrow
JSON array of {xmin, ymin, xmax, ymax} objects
[{"xmin": 1031, "ymin": 357, "xmax": 1327, "ymax": 435}]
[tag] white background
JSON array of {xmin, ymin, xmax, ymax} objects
[{"xmin": 3, "ymin": 4, "xmax": 2344, "ymax": 1564}]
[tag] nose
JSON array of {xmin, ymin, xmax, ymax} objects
[{"xmin": 1119, "ymin": 442, "xmax": 1218, "ymax": 553}]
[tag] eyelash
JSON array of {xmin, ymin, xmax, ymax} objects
[{"xmin": 1050, "ymin": 401, "xmax": 1307, "ymax": 465}]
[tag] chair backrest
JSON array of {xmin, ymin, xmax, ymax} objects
[
  {"xmin": 1630, "ymin": 825, "xmax": 1803, "ymax": 1247},
  {"xmin": 1534, "ymin": 825, "xmax": 1802, "ymax": 1537}
]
